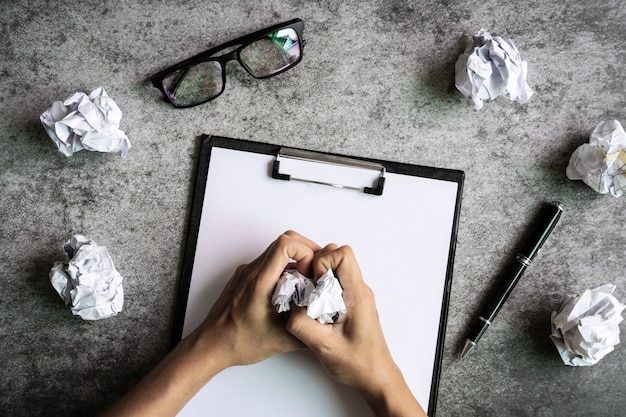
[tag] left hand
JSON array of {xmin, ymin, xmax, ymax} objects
[
  {"xmin": 192, "ymin": 230, "xmax": 321, "ymax": 367},
  {"xmin": 99, "ymin": 231, "xmax": 322, "ymax": 417}
]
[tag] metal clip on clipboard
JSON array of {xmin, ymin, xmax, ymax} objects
[{"xmin": 271, "ymin": 147, "xmax": 386, "ymax": 195}]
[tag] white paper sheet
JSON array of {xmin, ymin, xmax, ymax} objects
[
  {"xmin": 177, "ymin": 145, "xmax": 461, "ymax": 416},
  {"xmin": 40, "ymin": 87, "xmax": 131, "ymax": 157},
  {"xmin": 50, "ymin": 235, "xmax": 124, "ymax": 320},
  {"xmin": 455, "ymin": 29, "xmax": 533, "ymax": 110},
  {"xmin": 550, "ymin": 283, "xmax": 624, "ymax": 366},
  {"xmin": 567, "ymin": 119, "xmax": 626, "ymax": 197}
]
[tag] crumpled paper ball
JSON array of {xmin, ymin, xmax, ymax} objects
[
  {"xmin": 550, "ymin": 284, "xmax": 624, "ymax": 366},
  {"xmin": 271, "ymin": 269, "xmax": 346, "ymax": 324},
  {"xmin": 566, "ymin": 119, "xmax": 626, "ymax": 197},
  {"xmin": 455, "ymin": 29, "xmax": 534, "ymax": 110},
  {"xmin": 50, "ymin": 235, "xmax": 124, "ymax": 320},
  {"xmin": 40, "ymin": 87, "xmax": 131, "ymax": 157}
]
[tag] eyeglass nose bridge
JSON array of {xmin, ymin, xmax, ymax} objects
[
  {"xmin": 211, "ymin": 47, "xmax": 254, "ymax": 80},
  {"xmin": 215, "ymin": 49, "xmax": 240, "ymax": 65}
]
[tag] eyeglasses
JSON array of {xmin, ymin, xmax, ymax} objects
[{"xmin": 150, "ymin": 18, "xmax": 305, "ymax": 108}]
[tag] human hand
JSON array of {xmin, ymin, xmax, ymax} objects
[
  {"xmin": 192, "ymin": 230, "xmax": 321, "ymax": 367},
  {"xmin": 285, "ymin": 244, "xmax": 427, "ymax": 417},
  {"xmin": 101, "ymin": 233, "xmax": 425, "ymax": 417},
  {"xmin": 100, "ymin": 231, "xmax": 322, "ymax": 417},
  {"xmin": 284, "ymin": 244, "xmax": 392, "ymax": 389}
]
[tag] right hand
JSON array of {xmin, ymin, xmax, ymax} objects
[
  {"xmin": 285, "ymin": 244, "xmax": 427, "ymax": 417},
  {"xmin": 285, "ymin": 243, "xmax": 398, "ymax": 392}
]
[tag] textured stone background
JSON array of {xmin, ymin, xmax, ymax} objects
[{"xmin": 1, "ymin": 1, "xmax": 624, "ymax": 416}]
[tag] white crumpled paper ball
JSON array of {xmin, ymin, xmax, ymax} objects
[
  {"xmin": 50, "ymin": 235, "xmax": 124, "ymax": 320},
  {"xmin": 271, "ymin": 269, "xmax": 346, "ymax": 324},
  {"xmin": 40, "ymin": 87, "xmax": 131, "ymax": 157},
  {"xmin": 550, "ymin": 284, "xmax": 624, "ymax": 366},
  {"xmin": 566, "ymin": 119, "xmax": 626, "ymax": 197},
  {"xmin": 271, "ymin": 269, "xmax": 315, "ymax": 313},
  {"xmin": 455, "ymin": 29, "xmax": 534, "ymax": 110}
]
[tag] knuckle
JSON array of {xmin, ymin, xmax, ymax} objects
[
  {"xmin": 338, "ymin": 245, "xmax": 354, "ymax": 257},
  {"xmin": 285, "ymin": 316, "xmax": 296, "ymax": 331},
  {"xmin": 275, "ymin": 233, "xmax": 293, "ymax": 247},
  {"xmin": 323, "ymin": 243, "xmax": 339, "ymax": 251},
  {"xmin": 285, "ymin": 315, "xmax": 301, "ymax": 334}
]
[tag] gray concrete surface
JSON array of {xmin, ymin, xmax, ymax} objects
[{"xmin": 1, "ymin": 1, "xmax": 625, "ymax": 416}]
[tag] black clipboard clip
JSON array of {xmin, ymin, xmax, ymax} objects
[{"xmin": 271, "ymin": 147, "xmax": 386, "ymax": 195}]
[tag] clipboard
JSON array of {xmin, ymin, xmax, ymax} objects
[{"xmin": 174, "ymin": 135, "xmax": 464, "ymax": 417}]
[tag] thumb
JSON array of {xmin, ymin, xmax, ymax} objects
[{"xmin": 286, "ymin": 306, "xmax": 325, "ymax": 348}]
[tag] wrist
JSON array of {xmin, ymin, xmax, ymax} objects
[
  {"xmin": 183, "ymin": 323, "xmax": 234, "ymax": 380},
  {"xmin": 356, "ymin": 362, "xmax": 426, "ymax": 417},
  {"xmin": 357, "ymin": 362, "xmax": 400, "ymax": 412},
  {"xmin": 100, "ymin": 324, "xmax": 234, "ymax": 417}
]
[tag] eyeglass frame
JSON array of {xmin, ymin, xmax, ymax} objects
[{"xmin": 150, "ymin": 18, "xmax": 305, "ymax": 108}]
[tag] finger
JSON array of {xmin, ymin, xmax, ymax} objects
[
  {"xmin": 258, "ymin": 233, "xmax": 318, "ymax": 289},
  {"xmin": 282, "ymin": 230, "xmax": 322, "ymax": 275},
  {"xmin": 285, "ymin": 306, "xmax": 327, "ymax": 349},
  {"xmin": 247, "ymin": 231, "xmax": 318, "ymax": 277},
  {"xmin": 283, "ymin": 230, "xmax": 322, "ymax": 253},
  {"xmin": 249, "ymin": 231, "xmax": 319, "ymax": 267},
  {"xmin": 310, "ymin": 243, "xmax": 339, "ymax": 279},
  {"xmin": 313, "ymin": 245, "xmax": 363, "ymax": 292}
]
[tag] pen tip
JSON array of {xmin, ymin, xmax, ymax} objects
[{"xmin": 460, "ymin": 340, "xmax": 476, "ymax": 359}]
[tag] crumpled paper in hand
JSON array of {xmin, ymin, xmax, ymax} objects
[
  {"xmin": 50, "ymin": 235, "xmax": 124, "ymax": 320},
  {"xmin": 566, "ymin": 119, "xmax": 626, "ymax": 197},
  {"xmin": 455, "ymin": 29, "xmax": 534, "ymax": 110},
  {"xmin": 40, "ymin": 87, "xmax": 131, "ymax": 157},
  {"xmin": 271, "ymin": 269, "xmax": 346, "ymax": 324},
  {"xmin": 550, "ymin": 284, "xmax": 624, "ymax": 366}
]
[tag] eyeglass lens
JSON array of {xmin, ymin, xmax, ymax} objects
[
  {"xmin": 240, "ymin": 28, "xmax": 300, "ymax": 77},
  {"xmin": 162, "ymin": 62, "xmax": 223, "ymax": 107},
  {"xmin": 162, "ymin": 26, "xmax": 301, "ymax": 107}
]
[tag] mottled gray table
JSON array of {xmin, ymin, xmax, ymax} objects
[{"xmin": 1, "ymin": 1, "xmax": 624, "ymax": 416}]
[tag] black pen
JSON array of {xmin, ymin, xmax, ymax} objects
[{"xmin": 460, "ymin": 201, "xmax": 564, "ymax": 358}]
